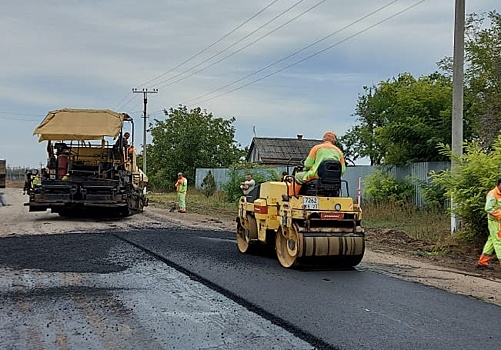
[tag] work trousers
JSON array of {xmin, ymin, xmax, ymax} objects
[
  {"xmin": 481, "ymin": 219, "xmax": 501, "ymax": 261},
  {"xmin": 177, "ymin": 192, "xmax": 186, "ymax": 210}
]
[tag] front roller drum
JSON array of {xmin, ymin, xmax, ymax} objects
[
  {"xmin": 301, "ymin": 235, "xmax": 365, "ymax": 267},
  {"xmin": 276, "ymin": 225, "xmax": 365, "ymax": 268},
  {"xmin": 236, "ymin": 216, "xmax": 258, "ymax": 254}
]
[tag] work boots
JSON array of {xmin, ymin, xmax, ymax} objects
[{"xmin": 476, "ymin": 254, "xmax": 494, "ymax": 270}]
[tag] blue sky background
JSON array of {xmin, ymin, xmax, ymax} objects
[{"xmin": 0, "ymin": 0, "xmax": 498, "ymax": 167}]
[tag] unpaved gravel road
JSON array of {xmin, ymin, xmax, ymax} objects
[{"xmin": 1, "ymin": 187, "xmax": 500, "ymax": 307}]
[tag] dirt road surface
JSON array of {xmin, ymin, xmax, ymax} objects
[{"xmin": 1, "ymin": 187, "xmax": 500, "ymax": 308}]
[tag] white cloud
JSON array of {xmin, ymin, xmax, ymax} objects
[{"xmin": 0, "ymin": 0, "xmax": 498, "ymax": 167}]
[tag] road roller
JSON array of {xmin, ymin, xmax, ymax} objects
[{"xmin": 236, "ymin": 160, "xmax": 364, "ymax": 268}]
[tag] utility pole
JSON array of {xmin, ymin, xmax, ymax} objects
[
  {"xmin": 451, "ymin": 0, "xmax": 465, "ymax": 233},
  {"xmin": 132, "ymin": 88, "xmax": 158, "ymax": 173}
]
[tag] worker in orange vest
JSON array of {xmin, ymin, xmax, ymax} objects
[
  {"xmin": 293, "ymin": 131, "xmax": 346, "ymax": 195},
  {"xmin": 476, "ymin": 178, "xmax": 501, "ymax": 269}
]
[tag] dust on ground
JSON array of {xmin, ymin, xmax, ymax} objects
[{"xmin": 1, "ymin": 186, "xmax": 500, "ymax": 306}]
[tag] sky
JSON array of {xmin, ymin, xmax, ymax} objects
[{"xmin": 0, "ymin": 0, "xmax": 498, "ymax": 168}]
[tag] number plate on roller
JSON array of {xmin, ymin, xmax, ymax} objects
[{"xmin": 303, "ymin": 197, "xmax": 318, "ymax": 210}]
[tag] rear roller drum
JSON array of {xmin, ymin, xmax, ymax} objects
[{"xmin": 275, "ymin": 223, "xmax": 302, "ymax": 268}]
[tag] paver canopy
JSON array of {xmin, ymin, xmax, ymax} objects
[{"xmin": 33, "ymin": 108, "xmax": 129, "ymax": 142}]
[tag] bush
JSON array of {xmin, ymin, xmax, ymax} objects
[
  {"xmin": 430, "ymin": 138, "xmax": 501, "ymax": 237},
  {"xmin": 417, "ymin": 176, "xmax": 448, "ymax": 209},
  {"xmin": 201, "ymin": 171, "xmax": 216, "ymax": 198},
  {"xmin": 363, "ymin": 169, "xmax": 414, "ymax": 204}
]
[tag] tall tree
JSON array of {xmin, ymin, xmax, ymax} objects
[
  {"xmin": 147, "ymin": 105, "xmax": 246, "ymax": 190},
  {"xmin": 345, "ymin": 11, "xmax": 501, "ymax": 165},
  {"xmin": 340, "ymin": 85, "xmax": 389, "ymax": 165},
  {"xmin": 340, "ymin": 73, "xmax": 460, "ymax": 165},
  {"xmin": 464, "ymin": 11, "xmax": 501, "ymax": 149}
]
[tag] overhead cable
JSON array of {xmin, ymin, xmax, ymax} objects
[
  {"xmin": 156, "ymin": 0, "xmax": 327, "ymax": 90},
  {"xmin": 151, "ymin": 0, "xmax": 308, "ymax": 89},
  {"xmin": 184, "ymin": 0, "xmax": 401, "ymax": 105},
  {"xmin": 116, "ymin": 0, "xmax": 281, "ymax": 110},
  {"xmin": 138, "ymin": 0, "xmax": 281, "ymax": 88},
  {"xmin": 190, "ymin": 0, "xmax": 427, "ymax": 105}
]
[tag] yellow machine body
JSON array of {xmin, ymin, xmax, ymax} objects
[{"xmin": 237, "ymin": 180, "xmax": 364, "ymax": 268}]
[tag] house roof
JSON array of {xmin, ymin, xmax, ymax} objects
[{"xmin": 247, "ymin": 137, "xmax": 320, "ymax": 165}]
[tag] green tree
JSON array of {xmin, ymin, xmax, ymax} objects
[
  {"xmin": 340, "ymin": 85, "xmax": 389, "ymax": 165},
  {"xmin": 465, "ymin": 11, "xmax": 501, "ymax": 149},
  {"xmin": 147, "ymin": 106, "xmax": 246, "ymax": 190},
  {"xmin": 437, "ymin": 11, "xmax": 501, "ymax": 149},
  {"xmin": 341, "ymin": 73, "xmax": 459, "ymax": 165}
]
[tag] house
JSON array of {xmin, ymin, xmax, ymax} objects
[{"xmin": 246, "ymin": 134, "xmax": 320, "ymax": 166}]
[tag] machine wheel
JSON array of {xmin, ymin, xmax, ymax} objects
[
  {"xmin": 236, "ymin": 216, "xmax": 258, "ymax": 254},
  {"xmin": 275, "ymin": 223, "xmax": 302, "ymax": 268}
]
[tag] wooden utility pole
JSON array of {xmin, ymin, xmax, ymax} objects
[
  {"xmin": 132, "ymin": 88, "xmax": 158, "ymax": 173},
  {"xmin": 451, "ymin": 0, "xmax": 465, "ymax": 233}
]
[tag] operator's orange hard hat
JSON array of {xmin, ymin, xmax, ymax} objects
[{"xmin": 323, "ymin": 131, "xmax": 336, "ymax": 142}]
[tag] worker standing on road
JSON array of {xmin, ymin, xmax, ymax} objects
[
  {"xmin": 293, "ymin": 131, "xmax": 346, "ymax": 195},
  {"xmin": 175, "ymin": 172, "xmax": 188, "ymax": 213},
  {"xmin": 476, "ymin": 178, "xmax": 501, "ymax": 269}
]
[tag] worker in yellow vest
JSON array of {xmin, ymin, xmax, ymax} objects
[{"xmin": 175, "ymin": 172, "xmax": 188, "ymax": 213}]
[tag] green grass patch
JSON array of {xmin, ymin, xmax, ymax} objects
[
  {"xmin": 148, "ymin": 188, "xmax": 237, "ymax": 221},
  {"xmin": 363, "ymin": 201, "xmax": 450, "ymax": 243}
]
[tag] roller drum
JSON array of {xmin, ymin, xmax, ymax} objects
[{"xmin": 301, "ymin": 235, "xmax": 364, "ymax": 257}]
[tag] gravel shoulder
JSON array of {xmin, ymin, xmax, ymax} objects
[{"xmin": 1, "ymin": 187, "xmax": 500, "ymax": 306}]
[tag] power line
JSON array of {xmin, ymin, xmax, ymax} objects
[
  {"xmin": 183, "ymin": 0, "xmax": 401, "ymax": 105},
  {"xmin": 0, "ymin": 116, "xmax": 39, "ymax": 122},
  {"xmin": 115, "ymin": 91, "xmax": 134, "ymax": 111},
  {"xmin": 156, "ymin": 0, "xmax": 328, "ymax": 90},
  {"xmin": 138, "ymin": 0, "xmax": 281, "ymax": 88},
  {"xmin": 116, "ymin": 0, "xmax": 280, "ymax": 111},
  {"xmin": 0, "ymin": 111, "xmax": 41, "ymax": 122},
  {"xmin": 151, "ymin": 0, "xmax": 308, "ymax": 89},
  {"xmin": 189, "ymin": 0, "xmax": 427, "ymax": 106}
]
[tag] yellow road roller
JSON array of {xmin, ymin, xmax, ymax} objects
[{"xmin": 236, "ymin": 160, "xmax": 364, "ymax": 268}]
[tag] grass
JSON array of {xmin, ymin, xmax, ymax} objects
[
  {"xmin": 148, "ymin": 189, "xmax": 237, "ymax": 221},
  {"xmin": 362, "ymin": 201, "xmax": 451, "ymax": 242}
]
